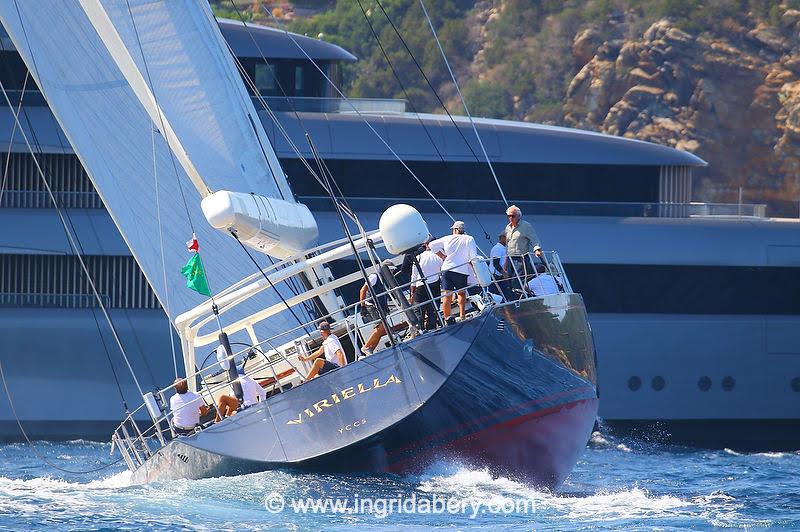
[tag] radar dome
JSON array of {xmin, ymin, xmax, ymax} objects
[{"xmin": 379, "ymin": 204, "xmax": 428, "ymax": 255}]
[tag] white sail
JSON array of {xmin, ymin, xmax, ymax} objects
[{"xmin": 0, "ymin": 0, "xmax": 308, "ymax": 332}]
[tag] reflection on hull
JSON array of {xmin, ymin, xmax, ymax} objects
[{"xmin": 131, "ymin": 296, "xmax": 599, "ymax": 488}]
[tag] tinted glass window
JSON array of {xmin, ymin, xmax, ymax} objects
[
  {"xmin": 282, "ymin": 159, "xmax": 660, "ymax": 203},
  {"xmin": 568, "ymin": 264, "xmax": 800, "ymax": 315},
  {"xmin": 254, "ymin": 63, "xmax": 276, "ymax": 95}
]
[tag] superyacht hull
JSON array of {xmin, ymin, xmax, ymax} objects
[{"xmin": 131, "ymin": 295, "xmax": 598, "ymax": 488}]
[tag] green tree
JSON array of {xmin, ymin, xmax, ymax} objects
[{"xmin": 464, "ymin": 81, "xmax": 513, "ymax": 119}]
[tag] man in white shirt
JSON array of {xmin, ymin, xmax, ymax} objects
[
  {"xmin": 525, "ymin": 263, "xmax": 561, "ymax": 296},
  {"xmin": 169, "ymin": 378, "xmax": 209, "ymax": 435},
  {"xmin": 239, "ymin": 370, "xmax": 268, "ymax": 406},
  {"xmin": 300, "ymin": 321, "xmax": 346, "ymax": 380},
  {"xmin": 490, "ymin": 233, "xmax": 507, "ymax": 277},
  {"xmin": 410, "ymin": 239, "xmax": 443, "ymax": 330},
  {"xmin": 527, "ymin": 272, "xmax": 560, "ymax": 296},
  {"xmin": 431, "ymin": 220, "xmax": 478, "ymax": 323},
  {"xmin": 213, "ymin": 367, "xmax": 272, "ymax": 421}
]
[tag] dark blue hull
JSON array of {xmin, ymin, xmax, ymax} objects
[{"xmin": 132, "ymin": 294, "xmax": 598, "ymax": 489}]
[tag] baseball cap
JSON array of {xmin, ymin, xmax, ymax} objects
[
  {"xmin": 318, "ymin": 321, "xmax": 331, "ymax": 332},
  {"xmin": 451, "ymin": 220, "xmax": 465, "ymax": 231}
]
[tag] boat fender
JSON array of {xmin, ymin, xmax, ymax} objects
[
  {"xmin": 379, "ymin": 204, "xmax": 428, "ymax": 255},
  {"xmin": 143, "ymin": 391, "xmax": 162, "ymax": 421},
  {"xmin": 471, "ymin": 255, "xmax": 493, "ymax": 288}
]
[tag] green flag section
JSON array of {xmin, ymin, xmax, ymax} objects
[{"xmin": 181, "ymin": 253, "xmax": 211, "ymax": 297}]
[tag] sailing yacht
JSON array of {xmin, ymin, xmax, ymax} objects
[{"xmin": 0, "ymin": 2, "xmax": 597, "ymax": 487}]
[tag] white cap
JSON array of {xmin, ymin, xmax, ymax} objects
[{"xmin": 451, "ymin": 220, "xmax": 465, "ymax": 231}]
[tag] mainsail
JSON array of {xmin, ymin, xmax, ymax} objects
[{"xmin": 0, "ymin": 1, "xmax": 308, "ymax": 334}]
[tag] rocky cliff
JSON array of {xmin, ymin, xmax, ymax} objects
[
  {"xmin": 561, "ymin": 13, "xmax": 800, "ymax": 215},
  {"xmin": 287, "ymin": 1, "xmax": 800, "ymax": 215}
]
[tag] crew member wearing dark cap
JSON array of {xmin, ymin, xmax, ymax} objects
[{"xmin": 300, "ymin": 321, "xmax": 346, "ymax": 380}]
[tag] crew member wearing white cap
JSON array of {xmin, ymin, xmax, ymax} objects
[
  {"xmin": 430, "ymin": 220, "xmax": 477, "ymax": 323},
  {"xmin": 504, "ymin": 205, "xmax": 541, "ymax": 289},
  {"xmin": 300, "ymin": 321, "xmax": 346, "ymax": 380}
]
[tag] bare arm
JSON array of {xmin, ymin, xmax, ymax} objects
[
  {"xmin": 335, "ymin": 348, "xmax": 346, "ymax": 367},
  {"xmin": 300, "ymin": 345, "xmax": 324, "ymax": 362},
  {"xmin": 359, "ymin": 283, "xmax": 369, "ymax": 303}
]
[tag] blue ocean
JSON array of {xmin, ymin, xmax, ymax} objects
[{"xmin": 0, "ymin": 430, "xmax": 797, "ymax": 530}]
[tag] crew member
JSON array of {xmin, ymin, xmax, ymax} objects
[
  {"xmin": 504, "ymin": 205, "xmax": 541, "ymax": 289},
  {"xmin": 213, "ymin": 344, "xmax": 239, "ymax": 421},
  {"xmin": 489, "ymin": 232, "xmax": 507, "ymax": 297},
  {"xmin": 409, "ymin": 238, "xmax": 443, "ymax": 331},
  {"xmin": 526, "ymin": 264, "xmax": 560, "ymax": 296},
  {"xmin": 169, "ymin": 378, "xmax": 209, "ymax": 436},
  {"xmin": 431, "ymin": 220, "xmax": 477, "ymax": 323},
  {"xmin": 300, "ymin": 321, "xmax": 346, "ymax": 379}
]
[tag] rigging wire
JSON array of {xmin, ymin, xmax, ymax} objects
[
  {"xmin": 373, "ymin": 0, "xmax": 484, "ymax": 165},
  {"xmin": 229, "ymin": 228, "xmax": 312, "ymax": 334},
  {"xmin": 213, "ymin": 4, "xmax": 368, "ymax": 232},
  {"xmin": 151, "ymin": 125, "xmax": 179, "ymax": 379},
  {"xmin": 417, "ymin": 0, "xmax": 508, "ymax": 206},
  {"xmin": 5, "ymin": 14, "xmax": 157, "ymax": 397},
  {"xmin": 216, "ymin": 3, "xmax": 368, "ymax": 320},
  {"xmin": 261, "ymin": 4, "xmax": 456, "ymax": 223},
  {"xmin": 124, "ymin": 0, "xmax": 231, "ymax": 336},
  {"xmin": 0, "ymin": 76, "xmax": 146, "ymax": 400},
  {"xmin": 0, "ymin": 69, "xmax": 28, "ymax": 206},
  {"xmin": 0, "ymin": 357, "xmax": 124, "ymax": 474},
  {"xmin": 123, "ymin": 0, "xmax": 195, "ymax": 234},
  {"xmin": 220, "ymin": 32, "xmax": 350, "ymax": 218},
  {"xmin": 3, "ymin": 4, "xmax": 139, "ymax": 407},
  {"xmin": 355, "ymin": 0, "xmax": 445, "ymax": 163}
]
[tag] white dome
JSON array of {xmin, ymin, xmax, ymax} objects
[{"xmin": 379, "ymin": 204, "xmax": 429, "ymax": 255}]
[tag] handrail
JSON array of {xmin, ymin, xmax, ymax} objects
[{"xmin": 112, "ymin": 250, "xmax": 572, "ymax": 471}]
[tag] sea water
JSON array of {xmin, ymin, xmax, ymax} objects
[{"xmin": 0, "ymin": 431, "xmax": 797, "ymax": 530}]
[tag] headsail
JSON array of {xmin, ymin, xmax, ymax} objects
[{"xmin": 0, "ymin": 1, "xmax": 308, "ymax": 331}]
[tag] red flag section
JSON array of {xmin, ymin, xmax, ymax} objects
[{"xmin": 186, "ymin": 233, "xmax": 199, "ymax": 253}]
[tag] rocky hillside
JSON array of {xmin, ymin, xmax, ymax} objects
[
  {"xmin": 563, "ymin": 14, "xmax": 800, "ymax": 215},
  {"xmin": 270, "ymin": 1, "xmax": 800, "ymax": 216}
]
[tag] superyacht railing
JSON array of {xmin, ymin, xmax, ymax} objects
[
  {"xmin": 253, "ymin": 96, "xmax": 407, "ymax": 114},
  {"xmin": 110, "ymin": 251, "xmax": 571, "ymax": 471},
  {"xmin": 298, "ymin": 197, "xmax": 769, "ymax": 219}
]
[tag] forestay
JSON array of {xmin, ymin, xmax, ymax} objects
[{"xmin": 0, "ymin": 0, "xmax": 304, "ymax": 334}]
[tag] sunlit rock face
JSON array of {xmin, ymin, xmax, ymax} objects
[{"xmin": 562, "ymin": 15, "xmax": 800, "ymax": 214}]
